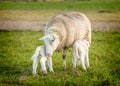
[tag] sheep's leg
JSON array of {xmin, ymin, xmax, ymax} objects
[
  {"xmin": 40, "ymin": 57, "xmax": 47, "ymax": 75},
  {"xmin": 80, "ymin": 53, "xmax": 86, "ymax": 70},
  {"xmin": 47, "ymin": 57, "xmax": 54, "ymax": 72},
  {"xmin": 62, "ymin": 48, "xmax": 67, "ymax": 70},
  {"xmin": 32, "ymin": 57, "xmax": 38, "ymax": 74}
]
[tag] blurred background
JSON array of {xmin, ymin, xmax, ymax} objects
[{"xmin": 0, "ymin": 0, "xmax": 120, "ymax": 31}]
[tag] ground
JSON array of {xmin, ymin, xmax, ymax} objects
[{"xmin": 0, "ymin": 10, "xmax": 120, "ymax": 31}]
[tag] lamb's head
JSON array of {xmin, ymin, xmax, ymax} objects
[{"xmin": 40, "ymin": 34, "xmax": 60, "ymax": 57}]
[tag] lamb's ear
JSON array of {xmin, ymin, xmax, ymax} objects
[
  {"xmin": 39, "ymin": 36, "xmax": 45, "ymax": 41},
  {"xmin": 51, "ymin": 34, "xmax": 58, "ymax": 42}
]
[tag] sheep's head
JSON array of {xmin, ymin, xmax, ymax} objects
[{"xmin": 40, "ymin": 34, "xmax": 59, "ymax": 57}]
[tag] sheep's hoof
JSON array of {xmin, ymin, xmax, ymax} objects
[
  {"xmin": 42, "ymin": 71, "xmax": 47, "ymax": 75},
  {"xmin": 72, "ymin": 69, "xmax": 78, "ymax": 76}
]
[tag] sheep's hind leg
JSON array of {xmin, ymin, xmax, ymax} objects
[{"xmin": 62, "ymin": 48, "xmax": 67, "ymax": 70}]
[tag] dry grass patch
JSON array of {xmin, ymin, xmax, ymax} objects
[
  {"xmin": 0, "ymin": 10, "xmax": 120, "ymax": 31},
  {"xmin": 0, "ymin": 10, "xmax": 120, "ymax": 22}
]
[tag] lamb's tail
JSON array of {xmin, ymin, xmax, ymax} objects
[{"xmin": 31, "ymin": 47, "xmax": 40, "ymax": 60}]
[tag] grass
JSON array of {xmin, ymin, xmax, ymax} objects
[
  {"xmin": 0, "ymin": 10, "xmax": 120, "ymax": 22},
  {"xmin": 0, "ymin": 30, "xmax": 120, "ymax": 85},
  {"xmin": 0, "ymin": 0, "xmax": 120, "ymax": 85},
  {"xmin": 0, "ymin": 1, "xmax": 120, "ymax": 11}
]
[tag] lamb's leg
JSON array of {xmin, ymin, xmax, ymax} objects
[
  {"xmin": 72, "ymin": 48, "xmax": 77, "ymax": 70},
  {"xmin": 80, "ymin": 53, "xmax": 86, "ymax": 71},
  {"xmin": 32, "ymin": 57, "xmax": 38, "ymax": 74},
  {"xmin": 32, "ymin": 48, "xmax": 40, "ymax": 75},
  {"xmin": 47, "ymin": 57, "xmax": 54, "ymax": 72},
  {"xmin": 40, "ymin": 57, "xmax": 47, "ymax": 75},
  {"xmin": 85, "ymin": 51, "xmax": 89, "ymax": 67},
  {"xmin": 62, "ymin": 48, "xmax": 67, "ymax": 70}
]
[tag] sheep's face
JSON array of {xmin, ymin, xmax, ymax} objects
[{"xmin": 40, "ymin": 34, "xmax": 58, "ymax": 57}]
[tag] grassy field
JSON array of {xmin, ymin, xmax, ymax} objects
[
  {"xmin": 0, "ymin": 31, "xmax": 120, "ymax": 86},
  {"xmin": 0, "ymin": 1, "xmax": 120, "ymax": 11},
  {"xmin": 0, "ymin": 0, "xmax": 120, "ymax": 85}
]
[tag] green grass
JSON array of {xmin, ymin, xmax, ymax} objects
[
  {"xmin": 0, "ymin": 30, "xmax": 120, "ymax": 86},
  {"xmin": 0, "ymin": 1, "xmax": 120, "ymax": 11}
]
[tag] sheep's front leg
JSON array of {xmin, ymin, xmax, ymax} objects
[
  {"xmin": 47, "ymin": 57, "xmax": 54, "ymax": 72},
  {"xmin": 32, "ymin": 57, "xmax": 38, "ymax": 75},
  {"xmin": 62, "ymin": 48, "xmax": 67, "ymax": 70},
  {"xmin": 40, "ymin": 57, "xmax": 47, "ymax": 75}
]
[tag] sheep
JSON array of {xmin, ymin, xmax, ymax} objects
[
  {"xmin": 31, "ymin": 45, "xmax": 54, "ymax": 75},
  {"xmin": 40, "ymin": 12, "xmax": 91, "ymax": 69},
  {"xmin": 72, "ymin": 40, "xmax": 90, "ymax": 70}
]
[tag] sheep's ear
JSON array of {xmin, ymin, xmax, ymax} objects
[{"xmin": 51, "ymin": 34, "xmax": 58, "ymax": 42}]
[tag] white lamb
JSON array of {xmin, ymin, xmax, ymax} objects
[
  {"xmin": 72, "ymin": 40, "xmax": 90, "ymax": 70},
  {"xmin": 31, "ymin": 45, "xmax": 54, "ymax": 75}
]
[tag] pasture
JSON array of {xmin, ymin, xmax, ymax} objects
[
  {"xmin": 0, "ymin": 31, "xmax": 120, "ymax": 85},
  {"xmin": 0, "ymin": 0, "xmax": 120, "ymax": 86},
  {"xmin": 0, "ymin": 1, "xmax": 120, "ymax": 11}
]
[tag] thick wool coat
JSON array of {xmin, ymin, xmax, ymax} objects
[{"xmin": 45, "ymin": 12, "xmax": 91, "ymax": 50}]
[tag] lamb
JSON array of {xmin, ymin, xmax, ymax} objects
[
  {"xmin": 40, "ymin": 12, "xmax": 91, "ymax": 69},
  {"xmin": 31, "ymin": 45, "xmax": 54, "ymax": 75},
  {"xmin": 72, "ymin": 40, "xmax": 90, "ymax": 70}
]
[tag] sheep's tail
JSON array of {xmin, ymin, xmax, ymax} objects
[
  {"xmin": 31, "ymin": 47, "xmax": 40, "ymax": 60},
  {"xmin": 84, "ymin": 20, "xmax": 91, "ymax": 47}
]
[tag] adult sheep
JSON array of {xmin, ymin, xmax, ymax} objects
[{"xmin": 40, "ymin": 12, "xmax": 91, "ymax": 69}]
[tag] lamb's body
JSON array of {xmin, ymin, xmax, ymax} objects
[
  {"xmin": 31, "ymin": 45, "xmax": 53, "ymax": 75},
  {"xmin": 72, "ymin": 40, "xmax": 90, "ymax": 70}
]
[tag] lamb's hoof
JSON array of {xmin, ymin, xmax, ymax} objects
[
  {"xmin": 82, "ymin": 68, "xmax": 87, "ymax": 71},
  {"xmin": 50, "ymin": 70, "xmax": 54, "ymax": 73},
  {"xmin": 32, "ymin": 71, "xmax": 36, "ymax": 75},
  {"xmin": 63, "ymin": 67, "xmax": 66, "ymax": 70}
]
